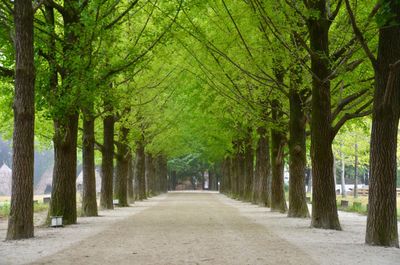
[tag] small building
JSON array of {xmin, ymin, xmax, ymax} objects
[{"xmin": 0, "ymin": 163, "xmax": 12, "ymax": 196}]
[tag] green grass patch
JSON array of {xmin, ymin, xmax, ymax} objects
[{"xmin": 0, "ymin": 201, "xmax": 49, "ymax": 218}]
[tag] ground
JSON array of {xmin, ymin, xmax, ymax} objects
[{"xmin": 0, "ymin": 191, "xmax": 399, "ymax": 264}]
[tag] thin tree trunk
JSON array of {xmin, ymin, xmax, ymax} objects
[
  {"xmin": 244, "ymin": 130, "xmax": 254, "ymax": 201},
  {"xmin": 366, "ymin": 9, "xmax": 400, "ymax": 246},
  {"xmin": 49, "ymin": 114, "xmax": 79, "ymax": 225},
  {"xmin": 340, "ymin": 144, "xmax": 346, "ymax": 198},
  {"xmin": 100, "ymin": 110, "xmax": 114, "ymax": 209},
  {"xmin": 135, "ymin": 141, "xmax": 146, "ymax": 200},
  {"xmin": 6, "ymin": 0, "xmax": 35, "ymax": 240},
  {"xmin": 256, "ymin": 127, "xmax": 271, "ymax": 207},
  {"xmin": 271, "ymin": 100, "xmax": 287, "ymax": 213},
  {"xmin": 288, "ymin": 88, "xmax": 309, "ymax": 218},
  {"xmin": 127, "ymin": 155, "xmax": 135, "ymax": 203},
  {"xmin": 114, "ymin": 127, "xmax": 129, "ymax": 207},
  {"xmin": 353, "ymin": 143, "xmax": 358, "ymax": 198},
  {"xmin": 81, "ymin": 111, "xmax": 98, "ymax": 216}
]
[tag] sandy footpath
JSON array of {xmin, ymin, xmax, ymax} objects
[{"xmin": 0, "ymin": 192, "xmax": 399, "ymax": 265}]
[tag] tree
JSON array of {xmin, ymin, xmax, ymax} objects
[
  {"xmin": 345, "ymin": 0, "xmax": 400, "ymax": 247},
  {"xmin": 6, "ymin": 0, "xmax": 35, "ymax": 240}
]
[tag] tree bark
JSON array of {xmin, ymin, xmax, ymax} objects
[
  {"xmin": 81, "ymin": 111, "xmax": 98, "ymax": 216},
  {"xmin": 145, "ymin": 153, "xmax": 155, "ymax": 196},
  {"xmin": 308, "ymin": 0, "xmax": 341, "ymax": 230},
  {"xmin": 340, "ymin": 144, "xmax": 346, "ymax": 198},
  {"xmin": 353, "ymin": 143, "xmax": 358, "ymax": 198},
  {"xmin": 366, "ymin": 8, "xmax": 400, "ymax": 246},
  {"xmin": 135, "ymin": 141, "xmax": 146, "ymax": 200},
  {"xmin": 114, "ymin": 127, "xmax": 129, "ymax": 207},
  {"xmin": 49, "ymin": 114, "xmax": 79, "ymax": 225},
  {"xmin": 255, "ymin": 127, "xmax": 271, "ymax": 207},
  {"xmin": 100, "ymin": 111, "xmax": 114, "ymax": 209},
  {"xmin": 271, "ymin": 100, "xmax": 288, "ymax": 213},
  {"xmin": 244, "ymin": 130, "xmax": 254, "ymax": 201},
  {"xmin": 288, "ymin": 88, "xmax": 309, "ymax": 218},
  {"xmin": 127, "ymin": 154, "xmax": 135, "ymax": 203},
  {"xmin": 6, "ymin": 0, "xmax": 35, "ymax": 240}
]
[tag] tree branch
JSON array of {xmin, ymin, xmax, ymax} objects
[{"xmin": 344, "ymin": 0, "xmax": 377, "ymax": 68}]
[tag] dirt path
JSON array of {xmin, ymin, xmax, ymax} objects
[
  {"xmin": 1, "ymin": 192, "xmax": 399, "ymax": 265},
  {"xmin": 29, "ymin": 192, "xmax": 314, "ymax": 265}
]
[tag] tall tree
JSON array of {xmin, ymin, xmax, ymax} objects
[
  {"xmin": 345, "ymin": 0, "xmax": 400, "ymax": 247},
  {"xmin": 6, "ymin": 0, "xmax": 35, "ymax": 240}
]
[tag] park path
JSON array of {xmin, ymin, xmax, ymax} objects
[{"xmin": 31, "ymin": 192, "xmax": 315, "ymax": 265}]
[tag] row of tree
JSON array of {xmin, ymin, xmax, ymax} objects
[{"xmin": 1, "ymin": 0, "xmax": 399, "ymax": 249}]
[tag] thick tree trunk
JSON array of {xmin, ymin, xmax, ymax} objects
[
  {"xmin": 366, "ymin": 14, "xmax": 400, "ymax": 247},
  {"xmin": 308, "ymin": 0, "xmax": 341, "ymax": 230},
  {"xmin": 100, "ymin": 112, "xmax": 114, "ymax": 209},
  {"xmin": 135, "ymin": 141, "xmax": 146, "ymax": 200},
  {"xmin": 81, "ymin": 112, "xmax": 98, "ymax": 216},
  {"xmin": 271, "ymin": 100, "xmax": 287, "ymax": 213},
  {"xmin": 6, "ymin": 0, "xmax": 35, "ymax": 240},
  {"xmin": 114, "ymin": 127, "xmax": 129, "ymax": 207},
  {"xmin": 288, "ymin": 88, "xmax": 309, "ymax": 218},
  {"xmin": 127, "ymin": 155, "xmax": 135, "ymax": 203},
  {"xmin": 49, "ymin": 114, "xmax": 79, "ymax": 225}
]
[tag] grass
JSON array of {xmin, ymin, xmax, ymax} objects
[{"xmin": 0, "ymin": 197, "xmax": 49, "ymax": 218}]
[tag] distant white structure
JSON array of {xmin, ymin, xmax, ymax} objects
[
  {"xmin": 0, "ymin": 163, "xmax": 12, "ymax": 196},
  {"xmin": 35, "ymin": 168, "xmax": 53, "ymax": 195},
  {"xmin": 76, "ymin": 169, "xmax": 102, "ymax": 193}
]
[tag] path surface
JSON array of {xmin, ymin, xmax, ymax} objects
[{"xmin": 1, "ymin": 192, "xmax": 400, "ymax": 264}]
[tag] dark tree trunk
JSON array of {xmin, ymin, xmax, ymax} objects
[
  {"xmin": 135, "ymin": 141, "xmax": 146, "ymax": 199},
  {"xmin": 254, "ymin": 127, "xmax": 271, "ymax": 206},
  {"xmin": 50, "ymin": 114, "xmax": 79, "ymax": 225},
  {"xmin": 271, "ymin": 100, "xmax": 287, "ymax": 213},
  {"xmin": 244, "ymin": 130, "xmax": 254, "ymax": 201},
  {"xmin": 160, "ymin": 156, "xmax": 168, "ymax": 192},
  {"xmin": 127, "ymin": 154, "xmax": 135, "ymax": 203},
  {"xmin": 81, "ymin": 111, "xmax": 98, "ymax": 216},
  {"xmin": 100, "ymin": 111, "xmax": 114, "ymax": 209},
  {"xmin": 6, "ymin": 0, "xmax": 35, "ymax": 240},
  {"xmin": 259, "ymin": 131, "xmax": 271, "ymax": 207},
  {"xmin": 222, "ymin": 157, "xmax": 232, "ymax": 194},
  {"xmin": 145, "ymin": 153, "xmax": 155, "ymax": 196},
  {"xmin": 308, "ymin": 0, "xmax": 340, "ymax": 230},
  {"xmin": 114, "ymin": 127, "xmax": 129, "ymax": 207},
  {"xmin": 366, "ymin": 11, "xmax": 400, "ymax": 247},
  {"xmin": 288, "ymin": 88, "xmax": 309, "ymax": 218}
]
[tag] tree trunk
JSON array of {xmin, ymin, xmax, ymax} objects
[
  {"xmin": 135, "ymin": 141, "xmax": 146, "ymax": 200},
  {"xmin": 127, "ymin": 155, "xmax": 135, "ymax": 203},
  {"xmin": 114, "ymin": 127, "xmax": 129, "ymax": 207},
  {"xmin": 145, "ymin": 153, "xmax": 155, "ymax": 196},
  {"xmin": 49, "ymin": 114, "xmax": 79, "ymax": 225},
  {"xmin": 100, "ymin": 111, "xmax": 114, "ymax": 209},
  {"xmin": 340, "ymin": 144, "xmax": 346, "ymax": 198},
  {"xmin": 6, "ymin": 0, "xmax": 35, "ymax": 240},
  {"xmin": 81, "ymin": 111, "xmax": 98, "ymax": 216},
  {"xmin": 308, "ymin": 0, "xmax": 341, "ymax": 230},
  {"xmin": 288, "ymin": 88, "xmax": 309, "ymax": 218},
  {"xmin": 271, "ymin": 100, "xmax": 287, "ymax": 213},
  {"xmin": 244, "ymin": 130, "xmax": 254, "ymax": 201},
  {"xmin": 353, "ymin": 143, "xmax": 358, "ymax": 198},
  {"xmin": 366, "ymin": 11, "xmax": 400, "ymax": 246},
  {"xmin": 255, "ymin": 127, "xmax": 271, "ymax": 207}
]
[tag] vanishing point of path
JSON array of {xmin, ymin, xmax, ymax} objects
[{"xmin": 31, "ymin": 192, "xmax": 315, "ymax": 265}]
